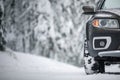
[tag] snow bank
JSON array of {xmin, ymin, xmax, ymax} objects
[{"xmin": 0, "ymin": 51, "xmax": 80, "ymax": 73}]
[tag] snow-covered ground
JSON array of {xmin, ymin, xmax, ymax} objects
[{"xmin": 0, "ymin": 51, "xmax": 120, "ymax": 80}]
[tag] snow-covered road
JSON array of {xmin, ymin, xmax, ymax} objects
[
  {"xmin": 0, "ymin": 51, "xmax": 120, "ymax": 80},
  {"xmin": 1, "ymin": 70, "xmax": 120, "ymax": 80}
]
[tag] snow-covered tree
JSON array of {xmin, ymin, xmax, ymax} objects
[{"xmin": 4, "ymin": 0, "xmax": 39, "ymax": 52}]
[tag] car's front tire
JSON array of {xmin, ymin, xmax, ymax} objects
[{"xmin": 84, "ymin": 40, "xmax": 105, "ymax": 75}]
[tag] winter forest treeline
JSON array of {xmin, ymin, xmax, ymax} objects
[{"xmin": 1, "ymin": 0, "xmax": 98, "ymax": 66}]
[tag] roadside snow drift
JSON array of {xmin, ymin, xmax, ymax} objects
[
  {"xmin": 0, "ymin": 51, "xmax": 120, "ymax": 80},
  {"xmin": 0, "ymin": 51, "xmax": 80, "ymax": 73}
]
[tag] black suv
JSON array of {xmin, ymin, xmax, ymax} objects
[{"xmin": 83, "ymin": 0, "xmax": 120, "ymax": 74}]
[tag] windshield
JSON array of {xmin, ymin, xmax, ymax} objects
[{"xmin": 102, "ymin": 0, "xmax": 120, "ymax": 9}]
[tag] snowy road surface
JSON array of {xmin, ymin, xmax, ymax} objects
[{"xmin": 0, "ymin": 51, "xmax": 120, "ymax": 80}]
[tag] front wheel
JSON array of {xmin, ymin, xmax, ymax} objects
[{"xmin": 84, "ymin": 40, "xmax": 105, "ymax": 75}]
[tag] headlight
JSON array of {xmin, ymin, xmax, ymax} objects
[{"xmin": 92, "ymin": 19, "xmax": 119, "ymax": 28}]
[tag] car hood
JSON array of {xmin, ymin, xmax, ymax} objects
[{"xmin": 98, "ymin": 8, "xmax": 120, "ymax": 16}]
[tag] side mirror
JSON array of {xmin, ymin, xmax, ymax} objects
[{"xmin": 82, "ymin": 6, "xmax": 95, "ymax": 15}]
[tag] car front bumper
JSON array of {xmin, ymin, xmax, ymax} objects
[
  {"xmin": 98, "ymin": 50, "xmax": 120, "ymax": 57},
  {"xmin": 87, "ymin": 27, "xmax": 120, "ymax": 57}
]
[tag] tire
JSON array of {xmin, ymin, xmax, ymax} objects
[{"xmin": 84, "ymin": 40, "xmax": 105, "ymax": 75}]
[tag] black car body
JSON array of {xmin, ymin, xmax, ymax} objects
[{"xmin": 83, "ymin": 0, "xmax": 120, "ymax": 74}]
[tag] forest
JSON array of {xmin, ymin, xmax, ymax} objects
[{"xmin": 0, "ymin": 0, "xmax": 98, "ymax": 66}]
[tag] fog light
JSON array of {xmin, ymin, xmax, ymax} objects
[
  {"xmin": 93, "ymin": 37, "xmax": 111, "ymax": 50},
  {"xmin": 100, "ymin": 41, "xmax": 105, "ymax": 47}
]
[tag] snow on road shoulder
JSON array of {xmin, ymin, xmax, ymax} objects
[{"xmin": 0, "ymin": 51, "xmax": 81, "ymax": 73}]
